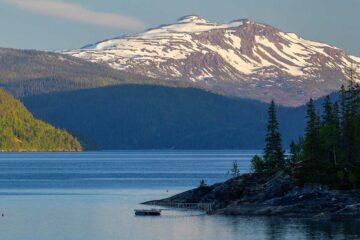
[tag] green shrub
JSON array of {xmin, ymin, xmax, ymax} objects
[
  {"xmin": 251, "ymin": 155, "xmax": 264, "ymax": 173},
  {"xmin": 229, "ymin": 160, "xmax": 241, "ymax": 178},
  {"xmin": 199, "ymin": 179, "xmax": 207, "ymax": 188}
]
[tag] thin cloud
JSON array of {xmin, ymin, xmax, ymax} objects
[{"xmin": 2, "ymin": 0, "xmax": 146, "ymax": 30}]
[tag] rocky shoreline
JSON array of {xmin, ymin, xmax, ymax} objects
[{"xmin": 144, "ymin": 172, "xmax": 360, "ymax": 219}]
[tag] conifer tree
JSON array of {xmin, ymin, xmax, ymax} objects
[
  {"xmin": 339, "ymin": 85, "xmax": 350, "ymax": 163},
  {"xmin": 340, "ymin": 85, "xmax": 347, "ymax": 131},
  {"xmin": 331, "ymin": 102, "xmax": 341, "ymax": 164},
  {"xmin": 322, "ymin": 96, "xmax": 333, "ymax": 124},
  {"xmin": 289, "ymin": 137, "xmax": 304, "ymax": 164},
  {"xmin": 263, "ymin": 100, "xmax": 285, "ymax": 171},
  {"xmin": 348, "ymin": 84, "xmax": 360, "ymax": 164},
  {"xmin": 229, "ymin": 160, "xmax": 241, "ymax": 177},
  {"xmin": 319, "ymin": 96, "xmax": 340, "ymax": 164},
  {"xmin": 304, "ymin": 98, "xmax": 321, "ymax": 162},
  {"xmin": 344, "ymin": 64, "xmax": 360, "ymax": 164}
]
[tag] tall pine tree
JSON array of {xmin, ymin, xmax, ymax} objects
[
  {"xmin": 339, "ymin": 85, "xmax": 350, "ymax": 164},
  {"xmin": 348, "ymin": 83, "xmax": 360, "ymax": 164},
  {"xmin": 331, "ymin": 102, "xmax": 341, "ymax": 164},
  {"xmin": 263, "ymin": 100, "xmax": 285, "ymax": 171},
  {"xmin": 322, "ymin": 96, "xmax": 333, "ymax": 124},
  {"xmin": 304, "ymin": 98, "xmax": 321, "ymax": 162},
  {"xmin": 319, "ymin": 96, "xmax": 340, "ymax": 164}
]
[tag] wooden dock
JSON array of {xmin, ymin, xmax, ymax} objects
[
  {"xmin": 147, "ymin": 201, "xmax": 214, "ymax": 212},
  {"xmin": 134, "ymin": 209, "xmax": 162, "ymax": 216}
]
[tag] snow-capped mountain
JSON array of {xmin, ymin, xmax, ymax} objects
[{"xmin": 64, "ymin": 15, "xmax": 360, "ymax": 106}]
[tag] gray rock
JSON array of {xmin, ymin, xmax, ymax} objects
[{"xmin": 146, "ymin": 171, "xmax": 360, "ymax": 219}]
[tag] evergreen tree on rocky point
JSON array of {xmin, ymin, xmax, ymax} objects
[
  {"xmin": 263, "ymin": 100, "xmax": 285, "ymax": 172},
  {"xmin": 251, "ymin": 65, "xmax": 360, "ymax": 189},
  {"xmin": 303, "ymin": 98, "xmax": 321, "ymax": 162}
]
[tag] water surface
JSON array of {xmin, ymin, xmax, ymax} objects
[{"xmin": 0, "ymin": 151, "xmax": 358, "ymax": 240}]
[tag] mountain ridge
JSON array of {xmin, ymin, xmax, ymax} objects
[
  {"xmin": 64, "ymin": 16, "xmax": 360, "ymax": 106},
  {"xmin": 0, "ymin": 47, "xmax": 196, "ymax": 98}
]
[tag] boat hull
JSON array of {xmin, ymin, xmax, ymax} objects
[{"xmin": 134, "ymin": 209, "xmax": 161, "ymax": 216}]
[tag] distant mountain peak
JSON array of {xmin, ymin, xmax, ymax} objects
[
  {"xmin": 177, "ymin": 15, "xmax": 208, "ymax": 23},
  {"xmin": 63, "ymin": 17, "xmax": 360, "ymax": 106},
  {"xmin": 177, "ymin": 15, "xmax": 253, "ymax": 27},
  {"xmin": 231, "ymin": 18, "xmax": 251, "ymax": 24}
]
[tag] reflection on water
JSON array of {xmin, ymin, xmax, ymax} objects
[
  {"xmin": 0, "ymin": 189, "xmax": 359, "ymax": 240},
  {"xmin": 0, "ymin": 151, "xmax": 358, "ymax": 240}
]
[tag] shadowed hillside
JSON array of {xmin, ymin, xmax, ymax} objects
[{"xmin": 22, "ymin": 85, "xmax": 307, "ymax": 150}]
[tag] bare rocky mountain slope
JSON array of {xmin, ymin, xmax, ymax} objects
[{"xmin": 65, "ymin": 15, "xmax": 360, "ymax": 106}]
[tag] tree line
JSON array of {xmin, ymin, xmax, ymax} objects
[{"xmin": 252, "ymin": 77, "xmax": 360, "ymax": 189}]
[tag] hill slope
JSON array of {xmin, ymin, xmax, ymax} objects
[
  {"xmin": 0, "ymin": 89, "xmax": 81, "ymax": 151},
  {"xmin": 65, "ymin": 15, "xmax": 360, "ymax": 106},
  {"xmin": 0, "ymin": 47, "xmax": 185, "ymax": 98},
  {"xmin": 22, "ymin": 85, "xmax": 306, "ymax": 150}
]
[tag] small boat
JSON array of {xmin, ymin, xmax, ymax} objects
[{"xmin": 134, "ymin": 209, "xmax": 161, "ymax": 216}]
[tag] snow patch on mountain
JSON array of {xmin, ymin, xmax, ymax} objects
[{"xmin": 63, "ymin": 15, "xmax": 360, "ymax": 106}]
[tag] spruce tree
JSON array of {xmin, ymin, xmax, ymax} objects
[
  {"xmin": 332, "ymin": 102, "xmax": 340, "ymax": 128},
  {"xmin": 263, "ymin": 100, "xmax": 285, "ymax": 171},
  {"xmin": 339, "ymin": 85, "xmax": 350, "ymax": 163},
  {"xmin": 319, "ymin": 96, "xmax": 340, "ymax": 164},
  {"xmin": 340, "ymin": 85, "xmax": 347, "ymax": 132},
  {"xmin": 322, "ymin": 96, "xmax": 333, "ymax": 125},
  {"xmin": 340, "ymin": 82, "xmax": 360, "ymax": 164},
  {"xmin": 331, "ymin": 102, "xmax": 341, "ymax": 164},
  {"xmin": 349, "ymin": 84, "xmax": 360, "ymax": 164},
  {"xmin": 304, "ymin": 98, "xmax": 321, "ymax": 162},
  {"xmin": 344, "ymin": 65, "xmax": 360, "ymax": 164},
  {"xmin": 230, "ymin": 160, "xmax": 241, "ymax": 177},
  {"xmin": 289, "ymin": 137, "xmax": 304, "ymax": 164}
]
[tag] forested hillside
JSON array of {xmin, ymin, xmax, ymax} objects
[
  {"xmin": 0, "ymin": 48, "xmax": 188, "ymax": 98},
  {"xmin": 23, "ymin": 85, "xmax": 307, "ymax": 150},
  {"xmin": 0, "ymin": 88, "xmax": 81, "ymax": 151}
]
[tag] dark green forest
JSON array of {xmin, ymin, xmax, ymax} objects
[
  {"xmin": 0, "ymin": 88, "xmax": 81, "ymax": 151},
  {"xmin": 23, "ymin": 84, "xmax": 308, "ymax": 150},
  {"xmin": 292, "ymin": 83, "xmax": 360, "ymax": 188},
  {"xmin": 253, "ymin": 81, "xmax": 360, "ymax": 189}
]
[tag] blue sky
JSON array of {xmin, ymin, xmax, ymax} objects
[{"xmin": 0, "ymin": 0, "xmax": 359, "ymax": 55}]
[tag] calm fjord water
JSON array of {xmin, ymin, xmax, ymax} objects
[{"xmin": 0, "ymin": 151, "xmax": 358, "ymax": 240}]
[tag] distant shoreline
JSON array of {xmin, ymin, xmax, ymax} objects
[{"xmin": 0, "ymin": 150, "xmax": 82, "ymax": 153}]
